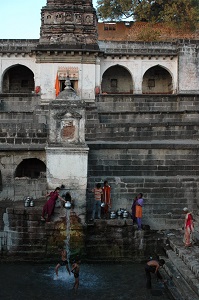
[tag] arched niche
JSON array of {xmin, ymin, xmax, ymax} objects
[
  {"xmin": 101, "ymin": 65, "xmax": 133, "ymax": 94},
  {"xmin": 15, "ymin": 158, "xmax": 46, "ymax": 179},
  {"xmin": 142, "ymin": 65, "xmax": 173, "ymax": 94},
  {"xmin": 2, "ymin": 64, "xmax": 34, "ymax": 93}
]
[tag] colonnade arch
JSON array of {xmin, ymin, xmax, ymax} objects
[
  {"xmin": 2, "ymin": 64, "xmax": 34, "ymax": 93},
  {"xmin": 142, "ymin": 65, "xmax": 173, "ymax": 94},
  {"xmin": 101, "ymin": 64, "xmax": 174, "ymax": 94},
  {"xmin": 101, "ymin": 65, "xmax": 133, "ymax": 94}
]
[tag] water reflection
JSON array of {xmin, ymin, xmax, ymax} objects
[{"xmin": 0, "ymin": 263, "xmax": 172, "ymax": 300}]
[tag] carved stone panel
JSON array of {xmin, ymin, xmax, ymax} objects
[
  {"xmin": 84, "ymin": 14, "xmax": 93, "ymax": 25},
  {"xmin": 61, "ymin": 120, "xmax": 75, "ymax": 140},
  {"xmin": 75, "ymin": 14, "xmax": 82, "ymax": 24}
]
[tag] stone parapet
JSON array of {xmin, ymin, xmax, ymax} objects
[
  {"xmin": 99, "ymin": 40, "xmax": 178, "ymax": 56},
  {"xmin": 0, "ymin": 39, "xmax": 38, "ymax": 54}
]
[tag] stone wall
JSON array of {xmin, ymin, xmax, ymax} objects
[
  {"xmin": 85, "ymin": 220, "xmax": 165, "ymax": 262},
  {"xmin": 98, "ymin": 22, "xmax": 199, "ymax": 42},
  {"xmin": 0, "ymin": 203, "xmax": 86, "ymax": 261},
  {"xmin": 0, "ymin": 202, "xmax": 165, "ymax": 262},
  {"xmin": 85, "ymin": 94, "xmax": 199, "ymax": 229},
  {"xmin": 178, "ymin": 40, "xmax": 199, "ymax": 93}
]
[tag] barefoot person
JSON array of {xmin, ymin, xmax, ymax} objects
[
  {"xmin": 71, "ymin": 258, "xmax": 81, "ymax": 293},
  {"xmin": 183, "ymin": 207, "xmax": 194, "ymax": 247},
  {"xmin": 102, "ymin": 180, "xmax": 111, "ymax": 218},
  {"xmin": 135, "ymin": 193, "xmax": 144, "ymax": 230},
  {"xmin": 55, "ymin": 247, "xmax": 71, "ymax": 277},
  {"xmin": 131, "ymin": 195, "xmax": 138, "ymax": 225},
  {"xmin": 41, "ymin": 187, "xmax": 66, "ymax": 222},
  {"xmin": 145, "ymin": 259, "xmax": 166, "ymax": 289},
  {"xmin": 91, "ymin": 183, "xmax": 103, "ymax": 220}
]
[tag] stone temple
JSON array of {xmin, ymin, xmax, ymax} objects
[{"xmin": 0, "ymin": 0, "xmax": 199, "ymax": 231}]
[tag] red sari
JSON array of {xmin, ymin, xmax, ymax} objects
[
  {"xmin": 183, "ymin": 212, "xmax": 194, "ymax": 247},
  {"xmin": 42, "ymin": 191, "xmax": 59, "ymax": 221},
  {"xmin": 103, "ymin": 185, "xmax": 111, "ymax": 214}
]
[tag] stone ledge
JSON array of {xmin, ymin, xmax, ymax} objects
[
  {"xmin": 87, "ymin": 140, "xmax": 199, "ymax": 150},
  {"xmin": 164, "ymin": 257, "xmax": 199, "ymax": 300}
]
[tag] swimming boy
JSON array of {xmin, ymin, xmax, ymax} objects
[
  {"xmin": 71, "ymin": 258, "xmax": 81, "ymax": 293},
  {"xmin": 55, "ymin": 247, "xmax": 71, "ymax": 277}
]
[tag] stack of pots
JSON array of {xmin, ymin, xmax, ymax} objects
[{"xmin": 24, "ymin": 197, "xmax": 34, "ymax": 207}]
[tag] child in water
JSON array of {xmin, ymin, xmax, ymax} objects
[
  {"xmin": 55, "ymin": 247, "xmax": 71, "ymax": 277},
  {"xmin": 71, "ymin": 258, "xmax": 81, "ymax": 293},
  {"xmin": 145, "ymin": 259, "xmax": 166, "ymax": 289}
]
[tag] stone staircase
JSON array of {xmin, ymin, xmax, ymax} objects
[
  {"xmin": 162, "ymin": 218, "xmax": 199, "ymax": 299},
  {"xmin": 85, "ymin": 94, "xmax": 199, "ymax": 142},
  {"xmin": 0, "ymin": 94, "xmax": 48, "ymax": 147},
  {"xmin": 85, "ymin": 94, "xmax": 199, "ymax": 230}
]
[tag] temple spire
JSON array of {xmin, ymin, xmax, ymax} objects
[{"xmin": 39, "ymin": 0, "xmax": 98, "ymax": 49}]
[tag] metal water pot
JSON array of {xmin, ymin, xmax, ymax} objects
[
  {"xmin": 101, "ymin": 202, "xmax": 105, "ymax": 207},
  {"xmin": 24, "ymin": 197, "xmax": 30, "ymax": 207},
  {"xmin": 110, "ymin": 211, "xmax": 116, "ymax": 219},
  {"xmin": 30, "ymin": 199, "xmax": 34, "ymax": 207},
  {"xmin": 123, "ymin": 210, "xmax": 128, "ymax": 218},
  {"xmin": 64, "ymin": 201, "xmax": 72, "ymax": 209},
  {"xmin": 117, "ymin": 209, "xmax": 122, "ymax": 216}
]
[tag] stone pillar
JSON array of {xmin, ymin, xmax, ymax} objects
[{"xmin": 46, "ymin": 79, "xmax": 89, "ymax": 223}]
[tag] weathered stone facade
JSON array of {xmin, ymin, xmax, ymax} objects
[{"xmin": 0, "ymin": 0, "xmax": 198, "ymax": 233}]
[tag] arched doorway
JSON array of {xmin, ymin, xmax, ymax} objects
[
  {"xmin": 101, "ymin": 65, "xmax": 133, "ymax": 94},
  {"xmin": 142, "ymin": 65, "xmax": 173, "ymax": 94},
  {"xmin": 15, "ymin": 158, "xmax": 46, "ymax": 179},
  {"xmin": 2, "ymin": 65, "xmax": 34, "ymax": 93}
]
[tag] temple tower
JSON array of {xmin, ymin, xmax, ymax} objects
[
  {"xmin": 41, "ymin": 1, "xmax": 99, "ymax": 221},
  {"xmin": 36, "ymin": 0, "xmax": 99, "ymax": 102},
  {"xmin": 39, "ymin": 0, "xmax": 98, "ymax": 48}
]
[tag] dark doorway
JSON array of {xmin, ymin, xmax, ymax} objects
[
  {"xmin": 2, "ymin": 65, "xmax": 34, "ymax": 93},
  {"xmin": 15, "ymin": 158, "xmax": 46, "ymax": 179}
]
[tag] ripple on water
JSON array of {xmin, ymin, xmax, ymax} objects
[{"xmin": 0, "ymin": 263, "xmax": 173, "ymax": 300}]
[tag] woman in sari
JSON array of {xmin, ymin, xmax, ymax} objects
[
  {"xmin": 183, "ymin": 207, "xmax": 194, "ymax": 247},
  {"xmin": 41, "ymin": 187, "xmax": 66, "ymax": 222},
  {"xmin": 135, "ymin": 193, "xmax": 144, "ymax": 230}
]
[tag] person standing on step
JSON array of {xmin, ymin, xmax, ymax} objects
[
  {"xmin": 41, "ymin": 187, "xmax": 66, "ymax": 222},
  {"xmin": 102, "ymin": 180, "xmax": 111, "ymax": 219},
  {"xmin": 145, "ymin": 259, "xmax": 166, "ymax": 289},
  {"xmin": 91, "ymin": 183, "xmax": 103, "ymax": 220},
  {"xmin": 135, "ymin": 193, "xmax": 144, "ymax": 230},
  {"xmin": 131, "ymin": 195, "xmax": 138, "ymax": 225},
  {"xmin": 183, "ymin": 207, "xmax": 194, "ymax": 247},
  {"xmin": 55, "ymin": 247, "xmax": 71, "ymax": 277}
]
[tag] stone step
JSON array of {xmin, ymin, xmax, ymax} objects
[
  {"xmin": 85, "ymin": 125, "xmax": 199, "ymax": 142},
  {"xmin": 164, "ymin": 256, "xmax": 199, "ymax": 300},
  {"xmin": 163, "ymin": 230, "xmax": 199, "ymax": 299}
]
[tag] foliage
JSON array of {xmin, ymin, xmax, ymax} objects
[
  {"xmin": 96, "ymin": 0, "xmax": 199, "ymax": 29},
  {"xmin": 136, "ymin": 25, "xmax": 161, "ymax": 41}
]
